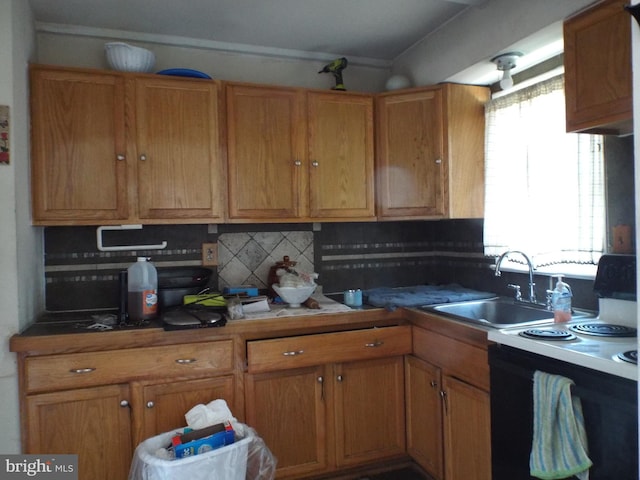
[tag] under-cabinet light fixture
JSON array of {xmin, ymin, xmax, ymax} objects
[{"xmin": 491, "ymin": 52, "xmax": 523, "ymax": 90}]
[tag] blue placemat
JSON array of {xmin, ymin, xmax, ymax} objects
[{"xmin": 363, "ymin": 284, "xmax": 495, "ymax": 311}]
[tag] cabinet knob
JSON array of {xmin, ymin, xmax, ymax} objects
[
  {"xmin": 435, "ymin": 158, "xmax": 442, "ymax": 164},
  {"xmin": 116, "ymin": 154, "xmax": 125, "ymax": 161},
  {"xmin": 140, "ymin": 154, "xmax": 147, "ymax": 161},
  {"xmin": 146, "ymin": 401, "xmax": 155, "ymax": 409},
  {"xmin": 317, "ymin": 376, "xmax": 324, "ymax": 384},
  {"xmin": 294, "ymin": 160, "xmax": 302, "ymax": 166},
  {"xmin": 430, "ymin": 380, "xmax": 438, "ymax": 388},
  {"xmin": 120, "ymin": 400, "xmax": 130, "ymax": 408},
  {"xmin": 336, "ymin": 375, "xmax": 343, "ymax": 382},
  {"xmin": 312, "ymin": 161, "xmax": 319, "ymax": 167}
]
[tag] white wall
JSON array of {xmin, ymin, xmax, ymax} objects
[
  {"xmin": 393, "ymin": 0, "xmax": 595, "ymax": 86},
  {"xmin": 34, "ymin": 0, "xmax": 597, "ymax": 92},
  {"xmin": 36, "ymin": 32, "xmax": 389, "ymax": 92},
  {"xmin": 0, "ymin": 0, "xmax": 39, "ymax": 454}
]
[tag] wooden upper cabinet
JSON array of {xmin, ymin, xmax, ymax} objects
[
  {"xmin": 226, "ymin": 82, "xmax": 375, "ymax": 222},
  {"xmin": 134, "ymin": 77, "xmax": 224, "ymax": 221},
  {"xmin": 376, "ymin": 88, "xmax": 444, "ymax": 218},
  {"xmin": 226, "ymin": 83, "xmax": 305, "ymax": 220},
  {"xmin": 376, "ymin": 84, "xmax": 488, "ymax": 220},
  {"xmin": 29, "ymin": 65, "xmax": 225, "ymax": 225},
  {"xmin": 30, "ymin": 67, "xmax": 129, "ymax": 223},
  {"xmin": 564, "ymin": 0, "xmax": 632, "ymax": 134},
  {"xmin": 308, "ymin": 92, "xmax": 375, "ymax": 219}
]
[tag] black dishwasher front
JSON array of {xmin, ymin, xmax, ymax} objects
[{"xmin": 489, "ymin": 344, "xmax": 638, "ymax": 480}]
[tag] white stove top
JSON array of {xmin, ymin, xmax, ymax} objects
[{"xmin": 488, "ymin": 299, "xmax": 638, "ymax": 381}]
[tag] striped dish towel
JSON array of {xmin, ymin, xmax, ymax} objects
[{"xmin": 530, "ymin": 370, "xmax": 593, "ymax": 480}]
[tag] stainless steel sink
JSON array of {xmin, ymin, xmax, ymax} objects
[{"xmin": 420, "ymin": 297, "xmax": 594, "ymax": 328}]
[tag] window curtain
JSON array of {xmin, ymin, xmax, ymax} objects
[{"xmin": 483, "ymin": 75, "xmax": 605, "ymax": 267}]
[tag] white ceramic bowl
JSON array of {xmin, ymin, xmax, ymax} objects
[
  {"xmin": 105, "ymin": 42, "xmax": 155, "ymax": 73},
  {"xmin": 385, "ymin": 74, "xmax": 411, "ymax": 91},
  {"xmin": 272, "ymin": 284, "xmax": 316, "ymax": 308}
]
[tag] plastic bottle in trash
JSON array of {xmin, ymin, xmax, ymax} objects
[
  {"xmin": 127, "ymin": 257, "xmax": 158, "ymax": 322},
  {"xmin": 551, "ymin": 274, "xmax": 572, "ymax": 323}
]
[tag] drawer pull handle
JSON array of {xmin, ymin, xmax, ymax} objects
[
  {"xmin": 69, "ymin": 367, "xmax": 96, "ymax": 374},
  {"xmin": 175, "ymin": 358, "xmax": 197, "ymax": 364},
  {"xmin": 365, "ymin": 340, "xmax": 384, "ymax": 348},
  {"xmin": 120, "ymin": 400, "xmax": 130, "ymax": 408},
  {"xmin": 283, "ymin": 350, "xmax": 304, "ymax": 356}
]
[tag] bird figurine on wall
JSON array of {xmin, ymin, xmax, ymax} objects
[{"xmin": 318, "ymin": 57, "xmax": 348, "ymax": 90}]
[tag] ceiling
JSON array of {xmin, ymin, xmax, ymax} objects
[{"xmin": 28, "ymin": 0, "xmax": 489, "ymax": 66}]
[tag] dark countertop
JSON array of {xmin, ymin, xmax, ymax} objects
[{"xmin": 11, "ymin": 302, "xmax": 406, "ymax": 356}]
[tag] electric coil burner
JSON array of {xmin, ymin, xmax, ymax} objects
[
  {"xmin": 519, "ymin": 328, "xmax": 576, "ymax": 341},
  {"xmin": 569, "ymin": 323, "xmax": 637, "ymax": 337},
  {"xmin": 617, "ymin": 350, "xmax": 638, "ymax": 365}
]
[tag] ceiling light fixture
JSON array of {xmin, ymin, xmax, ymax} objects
[{"xmin": 491, "ymin": 52, "xmax": 523, "ymax": 90}]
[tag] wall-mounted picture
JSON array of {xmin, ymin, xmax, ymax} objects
[{"xmin": 0, "ymin": 105, "xmax": 8, "ymax": 165}]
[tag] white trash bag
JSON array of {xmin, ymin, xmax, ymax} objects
[{"xmin": 129, "ymin": 424, "xmax": 276, "ymax": 480}]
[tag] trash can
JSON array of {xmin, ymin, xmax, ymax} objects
[
  {"xmin": 129, "ymin": 429, "xmax": 251, "ymax": 480},
  {"xmin": 129, "ymin": 424, "xmax": 276, "ymax": 480}
]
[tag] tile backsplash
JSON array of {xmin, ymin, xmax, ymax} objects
[
  {"xmin": 42, "ymin": 219, "xmax": 518, "ymax": 312},
  {"xmin": 218, "ymin": 231, "xmax": 314, "ymax": 288}
]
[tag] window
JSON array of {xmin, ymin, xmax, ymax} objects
[{"xmin": 483, "ymin": 75, "xmax": 605, "ymax": 274}]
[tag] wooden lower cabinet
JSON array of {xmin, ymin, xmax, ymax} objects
[
  {"xmin": 25, "ymin": 384, "xmax": 132, "ymax": 480},
  {"xmin": 334, "ymin": 357, "xmax": 406, "ymax": 467},
  {"xmin": 407, "ymin": 324, "xmax": 492, "ymax": 480},
  {"xmin": 405, "ymin": 355, "xmax": 443, "ymax": 479},
  {"xmin": 24, "ymin": 375, "xmax": 237, "ymax": 480},
  {"xmin": 442, "ymin": 375, "xmax": 491, "ymax": 480},
  {"xmin": 246, "ymin": 357, "xmax": 406, "ymax": 479},
  {"xmin": 133, "ymin": 374, "xmax": 236, "ymax": 446},
  {"xmin": 245, "ymin": 365, "xmax": 327, "ymax": 478},
  {"xmin": 245, "ymin": 326, "xmax": 411, "ymax": 479},
  {"xmin": 17, "ymin": 340, "xmax": 238, "ymax": 480}
]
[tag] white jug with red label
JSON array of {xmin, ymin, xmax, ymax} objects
[{"xmin": 127, "ymin": 257, "xmax": 158, "ymax": 322}]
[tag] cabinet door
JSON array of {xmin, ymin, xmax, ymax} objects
[
  {"xmin": 442, "ymin": 375, "xmax": 491, "ymax": 480},
  {"xmin": 564, "ymin": 0, "xmax": 632, "ymax": 134},
  {"xmin": 334, "ymin": 356, "xmax": 406, "ymax": 467},
  {"xmin": 226, "ymin": 84, "xmax": 305, "ymax": 220},
  {"xmin": 405, "ymin": 356, "xmax": 444, "ymax": 480},
  {"xmin": 133, "ymin": 375, "xmax": 236, "ymax": 445},
  {"xmin": 245, "ymin": 366, "xmax": 327, "ymax": 478},
  {"xmin": 135, "ymin": 77, "xmax": 225, "ymax": 221},
  {"xmin": 25, "ymin": 384, "xmax": 132, "ymax": 480},
  {"xmin": 30, "ymin": 67, "xmax": 128, "ymax": 223},
  {"xmin": 376, "ymin": 89, "xmax": 445, "ymax": 218},
  {"xmin": 307, "ymin": 92, "xmax": 375, "ymax": 219}
]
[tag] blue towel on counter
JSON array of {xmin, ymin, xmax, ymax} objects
[
  {"xmin": 362, "ymin": 283, "xmax": 495, "ymax": 311},
  {"xmin": 530, "ymin": 371, "xmax": 592, "ymax": 480}
]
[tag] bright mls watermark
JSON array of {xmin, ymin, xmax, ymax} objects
[{"xmin": 0, "ymin": 455, "xmax": 77, "ymax": 479}]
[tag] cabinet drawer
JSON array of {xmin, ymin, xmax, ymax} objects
[
  {"xmin": 412, "ymin": 327, "xmax": 489, "ymax": 391},
  {"xmin": 24, "ymin": 341, "xmax": 234, "ymax": 394},
  {"xmin": 247, "ymin": 325, "xmax": 411, "ymax": 373}
]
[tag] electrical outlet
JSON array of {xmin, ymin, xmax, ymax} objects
[{"xmin": 202, "ymin": 242, "xmax": 218, "ymax": 266}]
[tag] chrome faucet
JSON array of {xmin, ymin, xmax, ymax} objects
[{"xmin": 494, "ymin": 250, "xmax": 537, "ymax": 304}]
